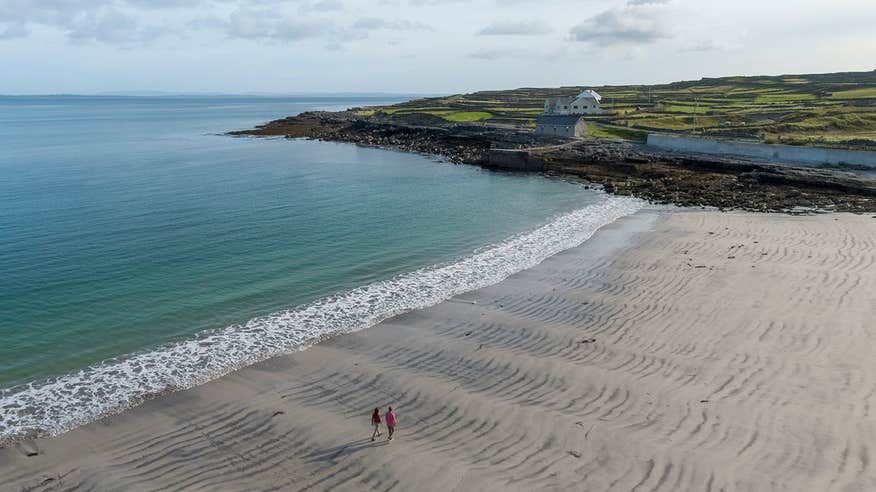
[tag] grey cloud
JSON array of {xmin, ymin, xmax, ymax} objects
[
  {"xmin": 477, "ymin": 20, "xmax": 551, "ymax": 36},
  {"xmin": 569, "ymin": 3, "xmax": 673, "ymax": 46},
  {"xmin": 68, "ymin": 9, "xmax": 169, "ymax": 44},
  {"xmin": 0, "ymin": 0, "xmax": 181, "ymax": 44},
  {"xmin": 0, "ymin": 1, "xmax": 424, "ymax": 45}
]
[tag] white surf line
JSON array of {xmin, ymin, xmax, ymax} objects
[{"xmin": 0, "ymin": 195, "xmax": 643, "ymax": 444}]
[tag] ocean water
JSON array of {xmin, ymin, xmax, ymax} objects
[{"xmin": 0, "ymin": 95, "xmax": 640, "ymax": 442}]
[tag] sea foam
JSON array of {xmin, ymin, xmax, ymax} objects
[{"xmin": 0, "ymin": 195, "xmax": 641, "ymax": 444}]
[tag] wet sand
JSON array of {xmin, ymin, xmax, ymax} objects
[{"xmin": 2, "ymin": 210, "xmax": 875, "ymax": 491}]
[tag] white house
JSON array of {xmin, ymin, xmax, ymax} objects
[{"xmin": 543, "ymin": 89, "xmax": 603, "ymax": 115}]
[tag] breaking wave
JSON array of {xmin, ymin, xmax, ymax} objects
[{"xmin": 0, "ymin": 195, "xmax": 641, "ymax": 444}]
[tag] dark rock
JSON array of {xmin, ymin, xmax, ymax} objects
[{"xmin": 232, "ymin": 111, "xmax": 876, "ymax": 213}]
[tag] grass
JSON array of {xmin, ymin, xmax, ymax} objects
[
  {"xmin": 783, "ymin": 113, "xmax": 876, "ymax": 131},
  {"xmin": 830, "ymin": 87, "xmax": 876, "ymax": 99},
  {"xmin": 588, "ymin": 124, "xmax": 648, "ymax": 142},
  {"xmin": 754, "ymin": 93, "xmax": 817, "ymax": 103},
  {"xmin": 442, "ymin": 111, "xmax": 493, "ymax": 122},
  {"xmin": 626, "ymin": 115, "xmax": 720, "ymax": 131},
  {"xmin": 657, "ymin": 103, "xmax": 713, "ymax": 114},
  {"xmin": 359, "ymin": 70, "xmax": 876, "ymax": 150},
  {"xmin": 491, "ymin": 107, "xmax": 543, "ymax": 113},
  {"xmin": 381, "ymin": 106, "xmax": 451, "ymax": 114}
]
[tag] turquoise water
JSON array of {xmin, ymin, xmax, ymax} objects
[{"xmin": 0, "ymin": 96, "xmax": 639, "ymax": 441}]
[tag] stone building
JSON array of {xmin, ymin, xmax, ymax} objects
[
  {"xmin": 534, "ymin": 114, "xmax": 587, "ymax": 138},
  {"xmin": 534, "ymin": 88, "xmax": 601, "ymax": 137}
]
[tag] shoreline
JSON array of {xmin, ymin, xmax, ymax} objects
[
  {"xmin": 3, "ymin": 208, "xmax": 875, "ymax": 490},
  {"xmin": 230, "ymin": 111, "xmax": 876, "ymax": 213},
  {"xmin": 0, "ymin": 195, "xmax": 641, "ymax": 447}
]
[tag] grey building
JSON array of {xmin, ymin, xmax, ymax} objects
[{"xmin": 535, "ymin": 114, "xmax": 587, "ymax": 138}]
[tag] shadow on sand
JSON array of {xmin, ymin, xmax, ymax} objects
[{"xmin": 306, "ymin": 437, "xmax": 389, "ymax": 463}]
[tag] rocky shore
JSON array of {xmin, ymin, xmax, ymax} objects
[{"xmin": 231, "ymin": 111, "xmax": 876, "ymax": 213}]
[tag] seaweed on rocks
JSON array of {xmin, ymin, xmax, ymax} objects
[{"xmin": 231, "ymin": 111, "xmax": 876, "ymax": 213}]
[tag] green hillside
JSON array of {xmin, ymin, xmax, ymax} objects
[{"xmin": 361, "ymin": 71, "xmax": 876, "ymax": 149}]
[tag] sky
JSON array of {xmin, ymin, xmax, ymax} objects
[{"xmin": 1, "ymin": 0, "xmax": 875, "ymax": 94}]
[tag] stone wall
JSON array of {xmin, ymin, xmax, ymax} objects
[
  {"xmin": 647, "ymin": 134, "xmax": 876, "ymax": 168},
  {"xmin": 487, "ymin": 149, "xmax": 545, "ymax": 171}
]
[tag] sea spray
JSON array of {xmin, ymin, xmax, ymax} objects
[{"xmin": 0, "ymin": 195, "xmax": 641, "ymax": 444}]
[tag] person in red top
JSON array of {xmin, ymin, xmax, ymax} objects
[
  {"xmin": 385, "ymin": 407, "xmax": 397, "ymax": 441},
  {"xmin": 371, "ymin": 408, "xmax": 382, "ymax": 441}
]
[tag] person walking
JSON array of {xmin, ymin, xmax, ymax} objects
[
  {"xmin": 371, "ymin": 408, "xmax": 382, "ymax": 441},
  {"xmin": 385, "ymin": 407, "xmax": 397, "ymax": 441}
]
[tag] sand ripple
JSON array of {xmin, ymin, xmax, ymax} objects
[{"xmin": 2, "ymin": 211, "xmax": 875, "ymax": 491}]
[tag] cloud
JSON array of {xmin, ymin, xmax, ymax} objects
[
  {"xmin": 477, "ymin": 20, "xmax": 551, "ymax": 36},
  {"xmin": 0, "ymin": 0, "xmax": 429, "ymax": 47},
  {"xmin": 351, "ymin": 17, "xmax": 431, "ymax": 31},
  {"xmin": 300, "ymin": 0, "xmax": 345, "ymax": 13},
  {"xmin": 569, "ymin": 0, "xmax": 675, "ymax": 47},
  {"xmin": 68, "ymin": 9, "xmax": 170, "ymax": 44},
  {"xmin": 225, "ymin": 8, "xmax": 328, "ymax": 42},
  {"xmin": 0, "ymin": 0, "xmax": 179, "ymax": 44}
]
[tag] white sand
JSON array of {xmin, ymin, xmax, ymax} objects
[{"xmin": 2, "ymin": 210, "xmax": 875, "ymax": 491}]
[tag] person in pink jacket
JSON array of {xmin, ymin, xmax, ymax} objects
[{"xmin": 384, "ymin": 407, "xmax": 397, "ymax": 441}]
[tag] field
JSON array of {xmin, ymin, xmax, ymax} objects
[{"xmin": 362, "ymin": 71, "xmax": 876, "ymax": 149}]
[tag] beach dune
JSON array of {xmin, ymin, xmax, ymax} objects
[{"xmin": 2, "ymin": 210, "xmax": 875, "ymax": 491}]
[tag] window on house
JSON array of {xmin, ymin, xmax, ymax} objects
[{"xmin": 573, "ymin": 106, "xmax": 578, "ymax": 110}]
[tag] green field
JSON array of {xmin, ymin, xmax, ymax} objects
[
  {"xmin": 587, "ymin": 124, "xmax": 648, "ymax": 142},
  {"xmin": 364, "ymin": 70, "xmax": 876, "ymax": 149},
  {"xmin": 442, "ymin": 111, "xmax": 493, "ymax": 122}
]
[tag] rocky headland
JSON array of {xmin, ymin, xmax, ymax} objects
[{"xmin": 230, "ymin": 110, "xmax": 876, "ymax": 213}]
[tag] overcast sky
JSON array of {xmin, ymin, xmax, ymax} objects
[{"xmin": 2, "ymin": 0, "xmax": 875, "ymax": 94}]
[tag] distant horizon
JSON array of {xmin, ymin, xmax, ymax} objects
[
  {"xmin": 3, "ymin": 68, "xmax": 875, "ymax": 99},
  {"xmin": 0, "ymin": 91, "xmax": 438, "ymax": 98}
]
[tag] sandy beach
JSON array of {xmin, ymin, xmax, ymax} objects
[{"xmin": 2, "ymin": 209, "xmax": 875, "ymax": 491}]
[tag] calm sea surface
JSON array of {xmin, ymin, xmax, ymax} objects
[{"xmin": 0, "ymin": 95, "xmax": 638, "ymax": 440}]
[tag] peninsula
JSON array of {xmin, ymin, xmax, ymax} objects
[{"xmin": 232, "ymin": 71, "xmax": 876, "ymax": 213}]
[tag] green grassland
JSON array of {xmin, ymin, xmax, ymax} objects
[
  {"xmin": 364, "ymin": 70, "xmax": 876, "ymax": 149},
  {"xmin": 442, "ymin": 111, "xmax": 493, "ymax": 122}
]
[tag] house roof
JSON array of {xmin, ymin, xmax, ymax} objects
[
  {"xmin": 575, "ymin": 89, "xmax": 602, "ymax": 102},
  {"xmin": 536, "ymin": 115, "xmax": 583, "ymax": 125}
]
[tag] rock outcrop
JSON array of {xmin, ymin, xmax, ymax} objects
[{"xmin": 231, "ymin": 111, "xmax": 876, "ymax": 213}]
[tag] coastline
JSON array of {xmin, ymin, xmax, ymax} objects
[
  {"xmin": 0, "ymin": 195, "xmax": 641, "ymax": 446},
  {"xmin": 3, "ymin": 208, "xmax": 875, "ymax": 490},
  {"xmin": 230, "ymin": 111, "xmax": 876, "ymax": 213}
]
